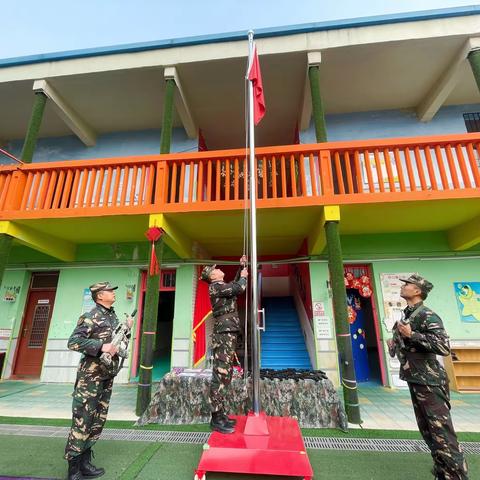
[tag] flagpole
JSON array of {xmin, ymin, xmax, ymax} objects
[{"xmin": 247, "ymin": 29, "xmax": 261, "ymax": 415}]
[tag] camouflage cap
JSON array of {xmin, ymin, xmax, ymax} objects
[
  {"xmin": 200, "ymin": 264, "xmax": 216, "ymax": 281},
  {"xmin": 399, "ymin": 273, "xmax": 433, "ymax": 296},
  {"xmin": 89, "ymin": 281, "xmax": 118, "ymax": 293}
]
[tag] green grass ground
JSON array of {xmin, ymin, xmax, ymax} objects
[
  {"xmin": 0, "ymin": 435, "xmax": 478, "ymax": 480},
  {"xmin": 2, "ymin": 415, "xmax": 480, "ymax": 441}
]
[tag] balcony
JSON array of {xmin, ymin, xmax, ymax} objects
[
  {"xmin": 2, "ymin": 133, "xmax": 480, "ymax": 219},
  {"xmin": 1, "ymin": 132, "xmax": 480, "ymax": 258}
]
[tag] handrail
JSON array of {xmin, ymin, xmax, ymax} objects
[{"xmin": 1, "ymin": 132, "xmax": 480, "ymax": 219}]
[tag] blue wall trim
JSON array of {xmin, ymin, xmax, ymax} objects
[{"xmin": 1, "ymin": 6, "xmax": 479, "ymax": 68}]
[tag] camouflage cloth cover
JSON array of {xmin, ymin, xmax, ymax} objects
[{"xmin": 137, "ymin": 371, "xmax": 348, "ymax": 430}]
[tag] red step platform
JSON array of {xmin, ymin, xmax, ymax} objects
[{"xmin": 195, "ymin": 412, "xmax": 313, "ymax": 480}]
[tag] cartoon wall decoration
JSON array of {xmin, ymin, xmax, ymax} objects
[{"xmin": 454, "ymin": 282, "xmax": 480, "ymax": 323}]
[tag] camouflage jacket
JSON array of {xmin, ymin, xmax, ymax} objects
[
  {"xmin": 209, "ymin": 271, "xmax": 247, "ymax": 333},
  {"xmin": 393, "ymin": 302, "xmax": 450, "ymax": 386},
  {"xmin": 68, "ymin": 303, "xmax": 120, "ymax": 380}
]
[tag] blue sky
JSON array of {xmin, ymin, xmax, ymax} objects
[{"xmin": 0, "ymin": 0, "xmax": 478, "ymax": 59}]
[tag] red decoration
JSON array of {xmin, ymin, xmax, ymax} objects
[
  {"xmin": 360, "ymin": 285, "xmax": 373, "ymax": 298},
  {"xmin": 344, "ymin": 271, "xmax": 373, "ymax": 298},
  {"xmin": 145, "ymin": 227, "xmax": 164, "ymax": 276},
  {"xmin": 347, "ymin": 306, "xmax": 357, "ymax": 324}
]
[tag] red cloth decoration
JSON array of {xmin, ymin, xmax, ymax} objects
[
  {"xmin": 360, "ymin": 275, "xmax": 370, "ymax": 284},
  {"xmin": 192, "ymin": 272, "xmax": 211, "ymax": 366},
  {"xmin": 145, "ymin": 227, "xmax": 164, "ymax": 276},
  {"xmin": 247, "ymin": 45, "xmax": 266, "ymax": 125},
  {"xmin": 347, "ymin": 306, "xmax": 357, "ymax": 324},
  {"xmin": 360, "ymin": 285, "xmax": 372, "ymax": 298}
]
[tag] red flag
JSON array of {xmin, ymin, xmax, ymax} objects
[
  {"xmin": 247, "ymin": 46, "xmax": 266, "ymax": 125},
  {"xmin": 192, "ymin": 270, "xmax": 211, "ymax": 366}
]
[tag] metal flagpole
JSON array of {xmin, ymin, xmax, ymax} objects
[{"xmin": 247, "ymin": 30, "xmax": 261, "ymax": 415}]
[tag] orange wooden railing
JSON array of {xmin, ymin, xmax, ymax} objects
[{"xmin": 0, "ymin": 133, "xmax": 479, "ymax": 219}]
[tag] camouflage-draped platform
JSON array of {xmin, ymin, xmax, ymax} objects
[{"xmin": 137, "ymin": 370, "xmax": 348, "ymax": 430}]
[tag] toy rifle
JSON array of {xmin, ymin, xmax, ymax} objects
[{"xmin": 100, "ymin": 309, "xmax": 137, "ymax": 375}]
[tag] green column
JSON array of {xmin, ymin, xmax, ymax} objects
[
  {"xmin": 308, "ymin": 65, "xmax": 327, "ymax": 143},
  {"xmin": 21, "ymin": 92, "xmax": 47, "ymax": 163},
  {"xmin": 136, "ymin": 239, "xmax": 163, "ymax": 416},
  {"xmin": 136, "ymin": 78, "xmax": 176, "ymax": 415},
  {"xmin": 0, "ymin": 234, "xmax": 13, "ymax": 293},
  {"xmin": 160, "ymin": 79, "xmax": 175, "ymax": 154},
  {"xmin": 468, "ymin": 49, "xmax": 480, "ymax": 92},
  {"xmin": 324, "ymin": 220, "xmax": 361, "ymax": 424}
]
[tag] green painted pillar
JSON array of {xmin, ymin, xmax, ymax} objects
[
  {"xmin": 136, "ymin": 78, "xmax": 176, "ymax": 415},
  {"xmin": 0, "ymin": 234, "xmax": 13, "ymax": 292},
  {"xmin": 324, "ymin": 220, "xmax": 361, "ymax": 424},
  {"xmin": 308, "ymin": 65, "xmax": 328, "ymax": 143},
  {"xmin": 468, "ymin": 49, "xmax": 480, "ymax": 92},
  {"xmin": 160, "ymin": 79, "xmax": 175, "ymax": 154},
  {"xmin": 21, "ymin": 92, "xmax": 47, "ymax": 163},
  {"xmin": 136, "ymin": 238, "xmax": 163, "ymax": 416}
]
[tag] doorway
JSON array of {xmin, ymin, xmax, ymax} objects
[
  {"xmin": 344, "ymin": 265, "xmax": 386, "ymax": 385},
  {"xmin": 12, "ymin": 272, "xmax": 59, "ymax": 378},
  {"xmin": 133, "ymin": 270, "xmax": 175, "ymax": 381}
]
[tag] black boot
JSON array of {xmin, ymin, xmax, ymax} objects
[
  {"xmin": 222, "ymin": 413, "xmax": 237, "ymax": 427},
  {"xmin": 67, "ymin": 456, "xmax": 84, "ymax": 480},
  {"xmin": 210, "ymin": 411, "xmax": 234, "ymax": 434},
  {"xmin": 79, "ymin": 448, "xmax": 105, "ymax": 478}
]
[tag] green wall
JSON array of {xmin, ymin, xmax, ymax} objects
[
  {"xmin": 48, "ymin": 267, "xmax": 141, "ymax": 339},
  {"xmin": 172, "ymin": 265, "xmax": 195, "ymax": 366},
  {"xmin": 0, "ymin": 270, "xmax": 30, "ymax": 335},
  {"xmin": 371, "ymin": 258, "xmax": 480, "ymax": 341}
]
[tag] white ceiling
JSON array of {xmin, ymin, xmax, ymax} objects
[{"xmin": 0, "ymin": 31, "xmax": 479, "ymax": 149}]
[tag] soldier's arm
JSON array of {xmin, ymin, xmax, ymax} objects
[
  {"xmin": 211, "ymin": 278, "xmax": 247, "ymax": 298},
  {"xmin": 409, "ymin": 311, "xmax": 450, "ymax": 356},
  {"xmin": 67, "ymin": 315, "xmax": 103, "ymax": 357}
]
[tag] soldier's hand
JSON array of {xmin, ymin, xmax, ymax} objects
[
  {"xmin": 240, "ymin": 268, "xmax": 248, "ymax": 278},
  {"xmin": 240, "ymin": 255, "xmax": 247, "ymax": 266},
  {"xmin": 101, "ymin": 343, "xmax": 118, "ymax": 355},
  {"xmin": 387, "ymin": 338, "xmax": 394, "ymax": 349},
  {"xmin": 126, "ymin": 317, "xmax": 134, "ymax": 329},
  {"xmin": 397, "ymin": 322, "xmax": 412, "ymax": 338}
]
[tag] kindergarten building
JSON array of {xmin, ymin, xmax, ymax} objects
[{"xmin": 1, "ymin": 6, "xmax": 480, "ymax": 396}]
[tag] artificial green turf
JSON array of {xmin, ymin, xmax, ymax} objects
[
  {"xmin": 0, "ymin": 435, "xmax": 478, "ymax": 480},
  {"xmin": 1, "ymin": 415, "xmax": 480, "ymax": 442}
]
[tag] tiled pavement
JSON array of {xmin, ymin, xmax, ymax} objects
[{"xmin": 1, "ymin": 379, "xmax": 479, "ymax": 431}]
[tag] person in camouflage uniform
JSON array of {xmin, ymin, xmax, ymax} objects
[
  {"xmin": 201, "ymin": 256, "xmax": 248, "ymax": 434},
  {"xmin": 388, "ymin": 274, "xmax": 468, "ymax": 480},
  {"xmin": 64, "ymin": 282, "xmax": 133, "ymax": 480}
]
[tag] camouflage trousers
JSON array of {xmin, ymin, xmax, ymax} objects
[
  {"xmin": 64, "ymin": 373, "xmax": 114, "ymax": 460},
  {"xmin": 210, "ymin": 332, "xmax": 238, "ymax": 413},
  {"xmin": 409, "ymin": 383, "xmax": 468, "ymax": 480}
]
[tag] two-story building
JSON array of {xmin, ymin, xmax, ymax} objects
[{"xmin": 1, "ymin": 7, "xmax": 480, "ymax": 402}]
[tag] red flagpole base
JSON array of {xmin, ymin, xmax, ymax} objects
[{"xmin": 195, "ymin": 412, "xmax": 313, "ymax": 480}]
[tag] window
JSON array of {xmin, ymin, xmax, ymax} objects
[{"xmin": 463, "ymin": 113, "xmax": 480, "ymax": 133}]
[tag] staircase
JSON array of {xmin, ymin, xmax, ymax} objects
[{"xmin": 260, "ymin": 296, "xmax": 312, "ymax": 370}]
